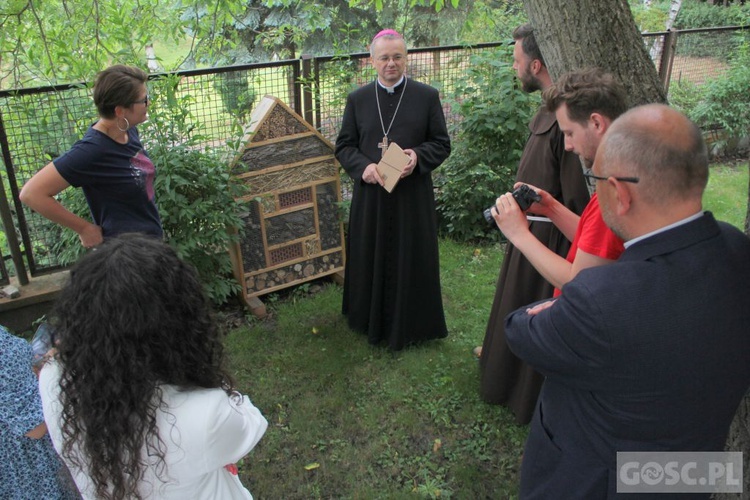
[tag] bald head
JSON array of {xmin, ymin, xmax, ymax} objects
[
  {"xmin": 598, "ymin": 104, "xmax": 708, "ymax": 207},
  {"xmin": 370, "ymin": 30, "xmax": 407, "ymax": 58}
]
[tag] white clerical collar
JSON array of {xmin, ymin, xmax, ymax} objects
[
  {"xmin": 624, "ymin": 211, "xmax": 705, "ymax": 248},
  {"xmin": 377, "ymin": 76, "xmax": 405, "ymax": 94}
]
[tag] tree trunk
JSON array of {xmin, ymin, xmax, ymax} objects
[
  {"xmin": 720, "ymin": 162, "xmax": 750, "ymax": 498},
  {"xmin": 718, "ymin": 154, "xmax": 750, "ymax": 500},
  {"xmin": 523, "ymin": 0, "xmax": 667, "ymax": 106},
  {"xmin": 649, "ymin": 0, "xmax": 682, "ymax": 61},
  {"xmin": 145, "ymin": 44, "xmax": 160, "ymax": 72},
  {"xmin": 714, "ymin": 392, "xmax": 750, "ymax": 499}
]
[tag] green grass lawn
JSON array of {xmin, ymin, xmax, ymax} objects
[
  {"xmin": 223, "ymin": 161, "xmax": 748, "ymax": 498},
  {"xmin": 225, "ymin": 238, "xmax": 526, "ymax": 499},
  {"xmin": 704, "ymin": 162, "xmax": 748, "ymax": 230}
]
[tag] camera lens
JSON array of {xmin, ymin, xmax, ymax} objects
[{"xmin": 483, "ymin": 207, "xmax": 494, "ymax": 224}]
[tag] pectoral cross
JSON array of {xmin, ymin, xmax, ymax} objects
[{"xmin": 378, "ymin": 136, "xmax": 389, "ymax": 158}]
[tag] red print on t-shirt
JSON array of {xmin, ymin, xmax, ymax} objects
[{"xmin": 130, "ymin": 150, "xmax": 156, "ymax": 200}]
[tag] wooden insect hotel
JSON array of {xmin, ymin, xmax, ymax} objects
[{"xmin": 228, "ymin": 95, "xmax": 345, "ymax": 316}]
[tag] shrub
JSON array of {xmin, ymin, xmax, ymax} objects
[
  {"xmin": 150, "ymin": 145, "xmax": 245, "ymax": 305},
  {"xmin": 435, "ymin": 150, "xmax": 514, "ymax": 242},
  {"xmin": 49, "ymin": 190, "xmax": 88, "ymax": 266},
  {"xmin": 214, "ymin": 70, "xmax": 256, "ymax": 121},
  {"xmin": 144, "ymin": 75, "xmax": 247, "ymax": 305},
  {"xmin": 687, "ymin": 44, "xmax": 750, "ymax": 136},
  {"xmin": 435, "ymin": 47, "xmax": 535, "ymax": 243},
  {"xmin": 668, "ymin": 79, "xmax": 705, "ymax": 117},
  {"xmin": 675, "ymin": 1, "xmax": 750, "ymax": 30}
]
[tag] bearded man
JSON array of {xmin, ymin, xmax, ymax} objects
[{"xmin": 477, "ymin": 24, "xmax": 590, "ymax": 424}]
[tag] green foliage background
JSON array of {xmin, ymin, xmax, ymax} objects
[
  {"xmin": 143, "ymin": 76, "xmax": 246, "ymax": 305},
  {"xmin": 671, "ymin": 43, "xmax": 750, "ymax": 148},
  {"xmin": 675, "ymin": 0, "xmax": 750, "ymax": 29},
  {"xmin": 0, "ymin": 0, "xmax": 525, "ymax": 89},
  {"xmin": 436, "ymin": 47, "xmax": 536, "ymax": 243},
  {"xmin": 674, "ymin": 0, "xmax": 750, "ymax": 59},
  {"xmin": 689, "ymin": 44, "xmax": 750, "ymax": 139}
]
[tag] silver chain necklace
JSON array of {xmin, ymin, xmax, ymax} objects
[{"xmin": 375, "ymin": 77, "xmax": 408, "ymax": 157}]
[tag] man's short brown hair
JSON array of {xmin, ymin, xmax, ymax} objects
[{"xmin": 543, "ymin": 68, "xmax": 628, "ymax": 124}]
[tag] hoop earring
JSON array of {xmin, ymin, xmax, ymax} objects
[{"xmin": 116, "ymin": 117, "xmax": 130, "ymax": 132}]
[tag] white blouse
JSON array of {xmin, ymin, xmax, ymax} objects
[{"xmin": 40, "ymin": 360, "xmax": 268, "ymax": 499}]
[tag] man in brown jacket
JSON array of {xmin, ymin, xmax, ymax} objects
[{"xmin": 477, "ymin": 24, "xmax": 590, "ymax": 424}]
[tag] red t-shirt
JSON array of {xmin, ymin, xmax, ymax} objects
[{"xmin": 553, "ymin": 193, "xmax": 624, "ymax": 297}]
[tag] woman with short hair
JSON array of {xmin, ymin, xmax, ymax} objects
[{"xmin": 20, "ymin": 65, "xmax": 162, "ymax": 249}]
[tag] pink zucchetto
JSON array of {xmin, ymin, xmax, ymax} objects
[{"xmin": 372, "ymin": 29, "xmax": 402, "ymax": 43}]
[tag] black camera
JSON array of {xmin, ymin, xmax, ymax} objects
[{"xmin": 483, "ymin": 184, "xmax": 541, "ymax": 224}]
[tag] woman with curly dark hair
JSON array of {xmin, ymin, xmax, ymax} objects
[{"xmin": 39, "ymin": 234, "xmax": 267, "ymax": 499}]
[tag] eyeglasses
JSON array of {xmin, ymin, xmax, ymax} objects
[
  {"xmin": 376, "ymin": 55, "xmax": 405, "ymax": 63},
  {"xmin": 583, "ymin": 171, "xmax": 639, "ymax": 187},
  {"xmin": 132, "ymin": 94, "xmax": 150, "ymax": 106}
]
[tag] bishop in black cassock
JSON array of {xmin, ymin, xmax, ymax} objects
[{"xmin": 335, "ymin": 30, "xmax": 451, "ymax": 351}]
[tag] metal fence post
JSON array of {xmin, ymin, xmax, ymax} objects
[
  {"xmin": 313, "ymin": 58, "xmax": 322, "ymax": 131},
  {"xmin": 659, "ymin": 30, "xmax": 678, "ymax": 91},
  {"xmin": 292, "ymin": 59, "xmax": 302, "ymax": 117},
  {"xmin": 301, "ymin": 54, "xmax": 314, "ymax": 126},
  {"xmin": 0, "ymin": 111, "xmax": 29, "ymax": 285}
]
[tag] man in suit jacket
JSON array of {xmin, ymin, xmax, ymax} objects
[{"xmin": 504, "ymin": 104, "xmax": 750, "ymax": 499}]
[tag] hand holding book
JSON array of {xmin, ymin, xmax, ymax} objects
[{"xmin": 375, "ymin": 142, "xmax": 411, "ymax": 193}]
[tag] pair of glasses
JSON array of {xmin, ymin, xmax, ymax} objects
[
  {"xmin": 132, "ymin": 94, "xmax": 150, "ymax": 106},
  {"xmin": 583, "ymin": 171, "xmax": 639, "ymax": 187},
  {"xmin": 376, "ymin": 55, "xmax": 405, "ymax": 63}
]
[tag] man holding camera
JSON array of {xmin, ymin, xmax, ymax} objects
[
  {"xmin": 477, "ymin": 24, "xmax": 589, "ymax": 424},
  {"xmin": 505, "ymin": 104, "xmax": 750, "ymax": 498},
  {"xmin": 489, "ymin": 69, "xmax": 628, "ymax": 300}
]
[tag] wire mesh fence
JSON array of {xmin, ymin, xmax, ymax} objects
[
  {"xmin": 0, "ymin": 61, "xmax": 301, "ymax": 275},
  {"xmin": 175, "ymin": 63, "xmax": 299, "ymax": 144},
  {"xmin": 669, "ymin": 26, "xmax": 750, "ymax": 86},
  {"xmin": 0, "ymin": 85, "xmax": 95, "ymax": 274},
  {"xmin": 0, "ymin": 246, "xmax": 9, "ymax": 286},
  {"xmin": 313, "ymin": 42, "xmax": 508, "ymax": 142},
  {"xmin": 1, "ymin": 26, "xmax": 746, "ymax": 278}
]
